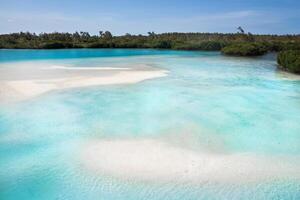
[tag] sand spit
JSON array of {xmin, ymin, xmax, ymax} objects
[
  {"xmin": 0, "ymin": 63, "xmax": 168, "ymax": 102},
  {"xmin": 81, "ymin": 138, "xmax": 300, "ymax": 184}
]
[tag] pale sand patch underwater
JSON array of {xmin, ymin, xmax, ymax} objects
[
  {"xmin": 0, "ymin": 62, "xmax": 168, "ymax": 102},
  {"xmin": 81, "ymin": 138, "xmax": 300, "ymax": 184}
]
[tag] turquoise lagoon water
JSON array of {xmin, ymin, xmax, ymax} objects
[{"xmin": 0, "ymin": 49, "xmax": 300, "ymax": 199}]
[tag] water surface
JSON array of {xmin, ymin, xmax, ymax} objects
[{"xmin": 0, "ymin": 49, "xmax": 300, "ymax": 200}]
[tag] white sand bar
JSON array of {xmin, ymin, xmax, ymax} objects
[
  {"xmin": 81, "ymin": 138, "xmax": 300, "ymax": 184},
  {"xmin": 0, "ymin": 62, "xmax": 168, "ymax": 102}
]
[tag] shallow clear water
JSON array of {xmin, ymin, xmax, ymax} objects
[{"xmin": 0, "ymin": 49, "xmax": 300, "ymax": 199}]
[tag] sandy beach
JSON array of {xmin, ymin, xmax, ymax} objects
[
  {"xmin": 81, "ymin": 138, "xmax": 300, "ymax": 184},
  {"xmin": 0, "ymin": 62, "xmax": 168, "ymax": 102}
]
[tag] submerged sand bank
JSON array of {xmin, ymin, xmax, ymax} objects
[
  {"xmin": 81, "ymin": 138, "xmax": 300, "ymax": 184},
  {"xmin": 0, "ymin": 62, "xmax": 168, "ymax": 102}
]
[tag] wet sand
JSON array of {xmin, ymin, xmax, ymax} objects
[
  {"xmin": 0, "ymin": 62, "xmax": 168, "ymax": 102},
  {"xmin": 81, "ymin": 138, "xmax": 300, "ymax": 184}
]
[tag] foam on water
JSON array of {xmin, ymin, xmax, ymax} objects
[{"xmin": 1, "ymin": 50, "xmax": 300, "ymax": 199}]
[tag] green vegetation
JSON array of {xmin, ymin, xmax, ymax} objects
[
  {"xmin": 221, "ymin": 43, "xmax": 268, "ymax": 56},
  {"xmin": 1, "ymin": 31, "xmax": 299, "ymax": 52},
  {"xmin": 277, "ymin": 50, "xmax": 300, "ymax": 74}
]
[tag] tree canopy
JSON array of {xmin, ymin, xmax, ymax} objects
[{"xmin": 1, "ymin": 31, "xmax": 299, "ymax": 52}]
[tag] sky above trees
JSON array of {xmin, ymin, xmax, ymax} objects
[{"xmin": 0, "ymin": 0, "xmax": 299, "ymax": 35}]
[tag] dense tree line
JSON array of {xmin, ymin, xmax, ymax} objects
[{"xmin": 1, "ymin": 31, "xmax": 300, "ymax": 52}]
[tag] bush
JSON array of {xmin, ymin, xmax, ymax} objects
[
  {"xmin": 197, "ymin": 41, "xmax": 226, "ymax": 51},
  {"xmin": 277, "ymin": 50, "xmax": 300, "ymax": 73},
  {"xmin": 266, "ymin": 42, "xmax": 300, "ymax": 52},
  {"xmin": 41, "ymin": 42, "xmax": 74, "ymax": 49},
  {"xmin": 221, "ymin": 43, "xmax": 268, "ymax": 56},
  {"xmin": 152, "ymin": 40, "xmax": 172, "ymax": 49},
  {"xmin": 87, "ymin": 42, "xmax": 111, "ymax": 48},
  {"xmin": 173, "ymin": 41, "xmax": 226, "ymax": 51}
]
